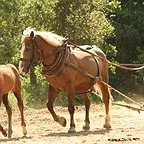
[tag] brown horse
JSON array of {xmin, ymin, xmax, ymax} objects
[
  {"xmin": 0, "ymin": 64, "xmax": 27, "ymax": 138},
  {"xmin": 19, "ymin": 28, "xmax": 111, "ymax": 133}
]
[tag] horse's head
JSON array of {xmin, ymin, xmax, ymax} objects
[
  {"xmin": 19, "ymin": 28, "xmax": 68, "ymax": 75},
  {"xmin": 19, "ymin": 28, "xmax": 37, "ymax": 74}
]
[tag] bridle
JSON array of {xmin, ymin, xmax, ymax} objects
[
  {"xmin": 20, "ymin": 35, "xmax": 70, "ymax": 76},
  {"xmin": 20, "ymin": 36, "xmax": 39, "ymax": 70}
]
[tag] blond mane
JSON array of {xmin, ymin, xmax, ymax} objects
[{"xmin": 23, "ymin": 27, "xmax": 66, "ymax": 47}]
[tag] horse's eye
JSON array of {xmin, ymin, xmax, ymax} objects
[{"xmin": 26, "ymin": 43, "xmax": 33, "ymax": 50}]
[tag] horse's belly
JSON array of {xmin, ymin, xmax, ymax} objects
[
  {"xmin": 48, "ymin": 77, "xmax": 93, "ymax": 94},
  {"xmin": 75, "ymin": 80, "xmax": 94, "ymax": 93}
]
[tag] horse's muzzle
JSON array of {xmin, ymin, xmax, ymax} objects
[{"xmin": 19, "ymin": 61, "xmax": 29, "ymax": 74}]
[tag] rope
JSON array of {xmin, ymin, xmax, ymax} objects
[
  {"xmin": 120, "ymin": 64, "xmax": 144, "ymax": 67},
  {"xmin": 92, "ymin": 80, "xmax": 144, "ymax": 113},
  {"xmin": 68, "ymin": 41, "xmax": 144, "ymax": 71},
  {"xmin": 112, "ymin": 102, "xmax": 144, "ymax": 113},
  {"xmin": 108, "ymin": 60, "xmax": 144, "ymax": 71},
  {"xmin": 101, "ymin": 81, "xmax": 143, "ymax": 108}
]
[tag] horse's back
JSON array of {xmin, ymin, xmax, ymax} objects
[
  {"xmin": 71, "ymin": 45, "xmax": 106, "ymax": 73},
  {"xmin": 72, "ymin": 45, "xmax": 106, "ymax": 60},
  {"xmin": 0, "ymin": 64, "xmax": 20, "ymax": 94},
  {"xmin": 70, "ymin": 45, "xmax": 108, "ymax": 83}
]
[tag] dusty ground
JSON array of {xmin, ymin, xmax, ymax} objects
[{"xmin": 1, "ymin": 103, "xmax": 144, "ymax": 144}]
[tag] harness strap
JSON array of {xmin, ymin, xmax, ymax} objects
[
  {"xmin": 92, "ymin": 55, "xmax": 100, "ymax": 79},
  {"xmin": 43, "ymin": 43, "xmax": 70, "ymax": 76},
  {"xmin": 65, "ymin": 62, "xmax": 100, "ymax": 82}
]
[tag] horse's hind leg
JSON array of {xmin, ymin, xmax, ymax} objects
[
  {"xmin": 2, "ymin": 94, "xmax": 13, "ymax": 138},
  {"xmin": 82, "ymin": 94, "xmax": 90, "ymax": 131},
  {"xmin": 0, "ymin": 97, "xmax": 7, "ymax": 137},
  {"xmin": 47, "ymin": 85, "xmax": 66, "ymax": 127},
  {"xmin": 98, "ymin": 81, "xmax": 111, "ymax": 129},
  {"xmin": 14, "ymin": 91, "xmax": 27, "ymax": 136}
]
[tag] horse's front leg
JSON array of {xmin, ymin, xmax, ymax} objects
[
  {"xmin": 67, "ymin": 88, "xmax": 76, "ymax": 133},
  {"xmin": 47, "ymin": 85, "xmax": 66, "ymax": 127},
  {"xmin": 2, "ymin": 94, "xmax": 12, "ymax": 138}
]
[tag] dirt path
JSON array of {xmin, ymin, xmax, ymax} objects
[{"xmin": 1, "ymin": 104, "xmax": 144, "ymax": 144}]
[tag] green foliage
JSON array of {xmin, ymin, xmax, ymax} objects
[
  {"xmin": 21, "ymin": 72, "xmax": 48, "ymax": 108},
  {"xmin": 55, "ymin": 91, "xmax": 68, "ymax": 107},
  {"xmin": 54, "ymin": 0, "xmax": 116, "ymax": 45},
  {"xmin": 0, "ymin": 0, "xmax": 20, "ymax": 64},
  {"xmin": 23, "ymin": 65, "xmax": 48, "ymax": 108},
  {"xmin": 110, "ymin": 0, "xmax": 144, "ymax": 87},
  {"xmin": 19, "ymin": 0, "xmax": 56, "ymax": 31}
]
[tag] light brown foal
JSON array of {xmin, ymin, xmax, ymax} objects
[{"xmin": 0, "ymin": 64, "xmax": 27, "ymax": 138}]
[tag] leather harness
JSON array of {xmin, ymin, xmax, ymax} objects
[{"xmin": 20, "ymin": 36, "xmax": 100, "ymax": 83}]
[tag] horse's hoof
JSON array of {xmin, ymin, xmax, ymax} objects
[
  {"xmin": 103, "ymin": 124, "xmax": 112, "ymax": 130},
  {"xmin": 58, "ymin": 117, "xmax": 67, "ymax": 127},
  {"xmin": 8, "ymin": 129, "xmax": 13, "ymax": 139},
  {"xmin": 83, "ymin": 125, "xmax": 90, "ymax": 131},
  {"xmin": 2, "ymin": 130, "xmax": 7, "ymax": 137},
  {"xmin": 68, "ymin": 127, "xmax": 76, "ymax": 133},
  {"xmin": 23, "ymin": 126, "xmax": 27, "ymax": 136},
  {"xmin": 83, "ymin": 122, "xmax": 90, "ymax": 131}
]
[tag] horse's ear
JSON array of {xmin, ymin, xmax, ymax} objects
[{"xmin": 30, "ymin": 31, "xmax": 34, "ymax": 38}]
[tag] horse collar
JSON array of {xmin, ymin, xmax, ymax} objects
[{"xmin": 42, "ymin": 42, "xmax": 70, "ymax": 77}]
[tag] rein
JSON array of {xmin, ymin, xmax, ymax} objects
[{"xmin": 68, "ymin": 41, "xmax": 144, "ymax": 71}]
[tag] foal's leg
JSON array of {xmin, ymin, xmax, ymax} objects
[
  {"xmin": 82, "ymin": 94, "xmax": 90, "ymax": 130},
  {"xmin": 47, "ymin": 85, "xmax": 66, "ymax": 127},
  {"xmin": 0, "ymin": 97, "xmax": 7, "ymax": 137},
  {"xmin": 0, "ymin": 125, "xmax": 7, "ymax": 137},
  {"xmin": 98, "ymin": 82, "xmax": 111, "ymax": 129},
  {"xmin": 2, "ymin": 94, "xmax": 13, "ymax": 138},
  {"xmin": 14, "ymin": 91, "xmax": 27, "ymax": 136}
]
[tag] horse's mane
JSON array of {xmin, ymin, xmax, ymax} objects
[{"xmin": 23, "ymin": 27, "xmax": 66, "ymax": 47}]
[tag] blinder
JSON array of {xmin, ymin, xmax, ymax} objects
[{"xmin": 20, "ymin": 36, "xmax": 38, "ymax": 65}]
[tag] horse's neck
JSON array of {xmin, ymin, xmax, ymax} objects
[
  {"xmin": 41, "ymin": 49, "xmax": 57, "ymax": 66},
  {"xmin": 37, "ymin": 39, "xmax": 57, "ymax": 66}
]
